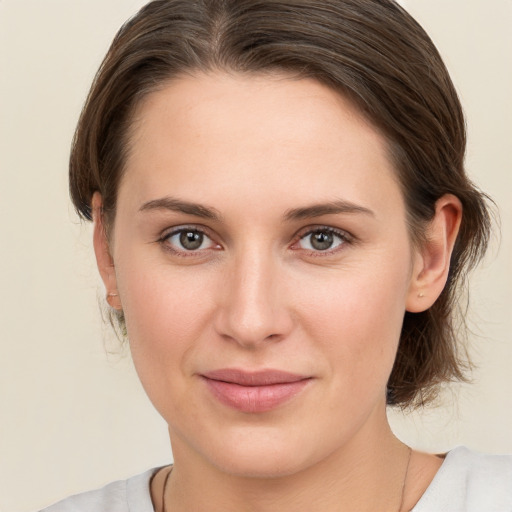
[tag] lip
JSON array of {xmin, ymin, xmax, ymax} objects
[{"xmin": 201, "ymin": 369, "xmax": 312, "ymax": 413}]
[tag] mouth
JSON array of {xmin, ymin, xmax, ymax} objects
[{"xmin": 201, "ymin": 369, "xmax": 312, "ymax": 413}]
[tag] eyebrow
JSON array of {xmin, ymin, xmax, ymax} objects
[
  {"xmin": 284, "ymin": 200, "xmax": 375, "ymax": 221},
  {"xmin": 139, "ymin": 197, "xmax": 222, "ymax": 221},
  {"xmin": 139, "ymin": 196, "xmax": 374, "ymax": 222}
]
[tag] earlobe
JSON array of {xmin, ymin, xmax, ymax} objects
[
  {"xmin": 92, "ymin": 192, "xmax": 122, "ymax": 310},
  {"xmin": 406, "ymin": 194, "xmax": 462, "ymax": 313}
]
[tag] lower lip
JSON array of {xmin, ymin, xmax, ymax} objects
[{"xmin": 203, "ymin": 378, "xmax": 311, "ymax": 413}]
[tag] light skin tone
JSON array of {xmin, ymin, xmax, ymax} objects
[{"xmin": 93, "ymin": 72, "xmax": 462, "ymax": 511}]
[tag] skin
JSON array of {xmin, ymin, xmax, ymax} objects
[{"xmin": 93, "ymin": 72, "xmax": 461, "ymax": 511}]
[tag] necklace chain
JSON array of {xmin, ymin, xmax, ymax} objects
[
  {"xmin": 162, "ymin": 466, "xmax": 172, "ymax": 512},
  {"xmin": 161, "ymin": 446, "xmax": 412, "ymax": 512},
  {"xmin": 398, "ymin": 446, "xmax": 413, "ymax": 512}
]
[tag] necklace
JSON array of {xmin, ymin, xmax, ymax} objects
[
  {"xmin": 398, "ymin": 446, "xmax": 413, "ymax": 512},
  {"xmin": 162, "ymin": 466, "xmax": 172, "ymax": 512},
  {"xmin": 161, "ymin": 446, "xmax": 413, "ymax": 512}
]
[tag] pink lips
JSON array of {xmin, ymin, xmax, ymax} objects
[{"xmin": 201, "ymin": 369, "xmax": 311, "ymax": 413}]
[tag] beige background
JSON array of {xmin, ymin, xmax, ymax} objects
[{"xmin": 0, "ymin": 1, "xmax": 511, "ymax": 511}]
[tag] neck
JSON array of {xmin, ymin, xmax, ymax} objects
[{"xmin": 164, "ymin": 411, "xmax": 411, "ymax": 512}]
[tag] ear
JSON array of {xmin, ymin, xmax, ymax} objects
[
  {"xmin": 406, "ymin": 194, "xmax": 462, "ymax": 313},
  {"xmin": 92, "ymin": 192, "xmax": 122, "ymax": 311}
]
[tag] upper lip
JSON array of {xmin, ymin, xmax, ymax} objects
[{"xmin": 201, "ymin": 368, "xmax": 310, "ymax": 386}]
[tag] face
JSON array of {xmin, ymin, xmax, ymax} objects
[{"xmin": 101, "ymin": 72, "xmax": 423, "ymax": 477}]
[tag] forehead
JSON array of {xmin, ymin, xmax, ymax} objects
[
  {"xmin": 129, "ymin": 71, "xmax": 382, "ymax": 157},
  {"xmin": 121, "ymin": 72, "xmax": 404, "ymax": 218}
]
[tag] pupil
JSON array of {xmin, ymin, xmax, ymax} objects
[
  {"xmin": 311, "ymin": 231, "xmax": 333, "ymax": 251},
  {"xmin": 180, "ymin": 231, "xmax": 203, "ymax": 250}
]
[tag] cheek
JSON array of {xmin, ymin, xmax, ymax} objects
[
  {"xmin": 294, "ymin": 252, "xmax": 412, "ymax": 398},
  {"xmin": 121, "ymin": 270, "xmax": 201, "ymax": 345},
  {"xmin": 114, "ymin": 256, "xmax": 218, "ymax": 409}
]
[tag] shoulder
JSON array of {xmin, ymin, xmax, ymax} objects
[
  {"xmin": 414, "ymin": 446, "xmax": 512, "ymax": 512},
  {"xmin": 38, "ymin": 468, "xmax": 158, "ymax": 512}
]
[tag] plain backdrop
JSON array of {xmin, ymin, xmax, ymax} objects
[{"xmin": 0, "ymin": 1, "xmax": 511, "ymax": 511}]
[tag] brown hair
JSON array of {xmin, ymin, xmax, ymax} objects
[{"xmin": 69, "ymin": 0, "xmax": 491, "ymax": 407}]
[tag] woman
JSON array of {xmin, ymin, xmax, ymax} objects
[{"xmin": 40, "ymin": 0, "xmax": 510, "ymax": 511}]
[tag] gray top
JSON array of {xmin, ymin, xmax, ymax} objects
[{"xmin": 39, "ymin": 446, "xmax": 512, "ymax": 512}]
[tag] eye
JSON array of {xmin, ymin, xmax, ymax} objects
[
  {"xmin": 296, "ymin": 228, "xmax": 349, "ymax": 252},
  {"xmin": 162, "ymin": 228, "xmax": 218, "ymax": 253}
]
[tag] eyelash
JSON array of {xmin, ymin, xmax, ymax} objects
[
  {"xmin": 158, "ymin": 225, "xmax": 220, "ymax": 257},
  {"xmin": 158, "ymin": 225, "xmax": 353, "ymax": 257},
  {"xmin": 291, "ymin": 226, "xmax": 353, "ymax": 256}
]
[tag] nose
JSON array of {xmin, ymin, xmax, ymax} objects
[{"xmin": 214, "ymin": 248, "xmax": 294, "ymax": 349}]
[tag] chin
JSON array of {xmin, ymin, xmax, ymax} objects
[
  {"xmin": 195, "ymin": 426, "xmax": 325, "ymax": 479},
  {"xmin": 213, "ymin": 451, "xmax": 309, "ymax": 479}
]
